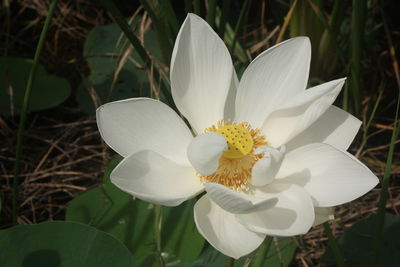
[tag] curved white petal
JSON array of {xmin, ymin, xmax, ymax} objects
[
  {"xmin": 262, "ymin": 78, "xmax": 346, "ymax": 147},
  {"xmin": 171, "ymin": 13, "xmax": 234, "ymax": 133},
  {"xmin": 194, "ymin": 195, "xmax": 266, "ymax": 259},
  {"xmin": 313, "ymin": 207, "xmax": 334, "ymax": 226},
  {"xmin": 224, "ymin": 70, "xmax": 239, "ymax": 121},
  {"xmin": 96, "ymin": 98, "xmax": 193, "ymax": 165},
  {"xmin": 235, "ymin": 37, "xmax": 311, "ymax": 128},
  {"xmin": 276, "ymin": 143, "xmax": 379, "ymax": 207},
  {"xmin": 187, "ymin": 132, "xmax": 227, "ymax": 175},
  {"xmin": 286, "ymin": 105, "xmax": 361, "ymax": 151},
  {"xmin": 111, "ymin": 150, "xmax": 203, "ymax": 206},
  {"xmin": 236, "ymin": 183, "xmax": 315, "ymax": 236},
  {"xmin": 204, "ymin": 183, "xmax": 278, "ymax": 214},
  {"xmin": 251, "ymin": 146, "xmax": 286, "ymax": 186}
]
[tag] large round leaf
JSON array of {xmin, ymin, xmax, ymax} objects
[
  {"xmin": 0, "ymin": 57, "xmax": 71, "ymax": 115},
  {"xmin": 0, "ymin": 221, "xmax": 134, "ymax": 267},
  {"xmin": 323, "ymin": 212, "xmax": 400, "ymax": 266},
  {"xmin": 67, "ymin": 157, "xmax": 205, "ymax": 264},
  {"xmin": 76, "ymin": 20, "xmax": 161, "ymax": 114}
]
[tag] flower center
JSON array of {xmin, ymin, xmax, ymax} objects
[
  {"xmin": 216, "ymin": 124, "xmax": 254, "ymax": 159},
  {"xmin": 201, "ymin": 120, "xmax": 267, "ymax": 191}
]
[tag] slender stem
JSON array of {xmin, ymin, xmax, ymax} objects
[
  {"xmin": 370, "ymin": 7, "xmax": 400, "ymax": 266},
  {"xmin": 99, "ymin": 0, "xmax": 174, "ymax": 107},
  {"xmin": 231, "ymin": 0, "xmax": 251, "ymax": 55},
  {"xmin": 350, "ymin": 0, "xmax": 367, "ymax": 116},
  {"xmin": 12, "ymin": 0, "xmax": 58, "ymax": 225},
  {"xmin": 193, "ymin": 0, "xmax": 201, "ymax": 15},
  {"xmin": 224, "ymin": 256, "xmax": 234, "ymax": 267},
  {"xmin": 206, "ymin": 0, "xmax": 217, "ymax": 29},
  {"xmin": 154, "ymin": 205, "xmax": 164, "ymax": 267},
  {"xmin": 219, "ymin": 0, "xmax": 232, "ymax": 37},
  {"xmin": 252, "ymin": 236, "xmax": 273, "ymax": 267},
  {"xmin": 323, "ymin": 222, "xmax": 346, "ymax": 267}
]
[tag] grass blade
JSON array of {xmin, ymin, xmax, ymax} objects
[
  {"xmin": 218, "ymin": 0, "xmax": 232, "ymax": 37},
  {"xmin": 252, "ymin": 236, "xmax": 273, "ymax": 267},
  {"xmin": 158, "ymin": 0, "xmax": 179, "ymax": 36},
  {"xmin": 350, "ymin": 0, "xmax": 367, "ymax": 116},
  {"xmin": 276, "ymin": 0, "xmax": 298, "ymax": 44},
  {"xmin": 371, "ymin": 6, "xmax": 400, "ymax": 265},
  {"xmin": 12, "ymin": 0, "xmax": 59, "ymax": 225},
  {"xmin": 193, "ymin": 0, "xmax": 201, "ymax": 15},
  {"xmin": 99, "ymin": 0, "xmax": 174, "ymax": 107},
  {"xmin": 206, "ymin": 0, "xmax": 217, "ymax": 29},
  {"xmin": 139, "ymin": 0, "xmax": 173, "ymax": 65},
  {"xmin": 323, "ymin": 222, "xmax": 346, "ymax": 267},
  {"xmin": 231, "ymin": 0, "xmax": 251, "ymax": 55}
]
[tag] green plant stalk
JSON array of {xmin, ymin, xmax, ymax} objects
[
  {"xmin": 193, "ymin": 0, "xmax": 201, "ymax": 15},
  {"xmin": 371, "ymin": 6, "xmax": 400, "ymax": 265},
  {"xmin": 158, "ymin": 0, "xmax": 179, "ymax": 35},
  {"xmin": 12, "ymin": 0, "xmax": 58, "ymax": 225},
  {"xmin": 323, "ymin": 222, "xmax": 346, "ymax": 267},
  {"xmin": 371, "ymin": 92, "xmax": 399, "ymax": 266},
  {"xmin": 231, "ymin": 0, "xmax": 251, "ymax": 55},
  {"xmin": 139, "ymin": 0, "xmax": 173, "ymax": 65},
  {"xmin": 206, "ymin": 0, "xmax": 217, "ymax": 29},
  {"xmin": 154, "ymin": 204, "xmax": 165, "ymax": 267},
  {"xmin": 99, "ymin": 0, "xmax": 174, "ymax": 107},
  {"xmin": 224, "ymin": 256, "xmax": 234, "ymax": 267},
  {"xmin": 350, "ymin": 0, "xmax": 367, "ymax": 116},
  {"xmin": 252, "ymin": 236, "xmax": 273, "ymax": 267},
  {"xmin": 185, "ymin": 0, "xmax": 193, "ymax": 13},
  {"xmin": 218, "ymin": 0, "xmax": 232, "ymax": 37}
]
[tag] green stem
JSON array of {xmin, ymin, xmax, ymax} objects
[
  {"xmin": 206, "ymin": 0, "xmax": 217, "ymax": 29},
  {"xmin": 154, "ymin": 205, "xmax": 164, "ymax": 267},
  {"xmin": 252, "ymin": 236, "xmax": 273, "ymax": 267},
  {"xmin": 12, "ymin": 0, "xmax": 58, "ymax": 225},
  {"xmin": 231, "ymin": 0, "xmax": 251, "ymax": 55},
  {"xmin": 370, "ymin": 7, "xmax": 400, "ymax": 265},
  {"xmin": 224, "ymin": 256, "xmax": 234, "ymax": 267},
  {"xmin": 218, "ymin": 0, "xmax": 232, "ymax": 37},
  {"xmin": 323, "ymin": 222, "xmax": 346, "ymax": 267},
  {"xmin": 350, "ymin": 0, "xmax": 367, "ymax": 116},
  {"xmin": 99, "ymin": 0, "xmax": 174, "ymax": 108}
]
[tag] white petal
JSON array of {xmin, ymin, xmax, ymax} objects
[
  {"xmin": 236, "ymin": 183, "xmax": 315, "ymax": 236},
  {"xmin": 187, "ymin": 132, "xmax": 227, "ymax": 175},
  {"xmin": 194, "ymin": 195, "xmax": 266, "ymax": 259},
  {"xmin": 251, "ymin": 146, "xmax": 286, "ymax": 186},
  {"xmin": 170, "ymin": 13, "xmax": 234, "ymax": 133},
  {"xmin": 204, "ymin": 183, "xmax": 278, "ymax": 214},
  {"xmin": 262, "ymin": 78, "xmax": 346, "ymax": 147},
  {"xmin": 313, "ymin": 207, "xmax": 334, "ymax": 226},
  {"xmin": 224, "ymin": 70, "xmax": 239, "ymax": 121},
  {"xmin": 235, "ymin": 37, "xmax": 311, "ymax": 128},
  {"xmin": 96, "ymin": 98, "xmax": 193, "ymax": 165},
  {"xmin": 111, "ymin": 150, "xmax": 203, "ymax": 206},
  {"xmin": 286, "ymin": 105, "xmax": 361, "ymax": 151},
  {"xmin": 276, "ymin": 143, "xmax": 379, "ymax": 207}
]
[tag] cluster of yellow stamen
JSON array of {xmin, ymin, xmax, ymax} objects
[{"xmin": 201, "ymin": 120, "xmax": 267, "ymax": 191}]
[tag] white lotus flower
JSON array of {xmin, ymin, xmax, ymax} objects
[{"xmin": 96, "ymin": 14, "xmax": 378, "ymax": 259}]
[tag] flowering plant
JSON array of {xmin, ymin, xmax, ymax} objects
[{"xmin": 96, "ymin": 14, "xmax": 378, "ymax": 258}]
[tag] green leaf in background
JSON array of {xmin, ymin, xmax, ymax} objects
[
  {"xmin": 0, "ymin": 221, "xmax": 134, "ymax": 267},
  {"xmin": 162, "ymin": 200, "xmax": 205, "ymax": 261},
  {"xmin": 67, "ymin": 157, "xmax": 205, "ymax": 264},
  {"xmin": 323, "ymin": 212, "xmax": 400, "ymax": 266},
  {"xmin": 177, "ymin": 237, "xmax": 297, "ymax": 267},
  {"xmin": 77, "ymin": 20, "xmax": 162, "ymax": 114},
  {"xmin": 0, "ymin": 57, "xmax": 71, "ymax": 116},
  {"xmin": 66, "ymin": 157, "xmax": 156, "ymax": 263}
]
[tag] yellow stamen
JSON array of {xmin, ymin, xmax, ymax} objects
[{"xmin": 202, "ymin": 120, "xmax": 267, "ymax": 191}]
